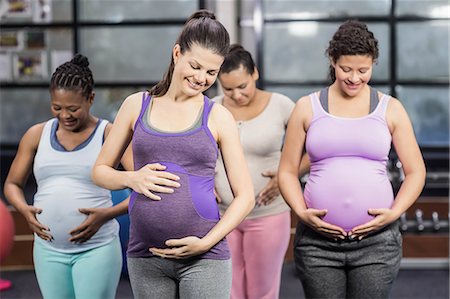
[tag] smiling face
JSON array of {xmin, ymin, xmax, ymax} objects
[
  {"xmin": 50, "ymin": 89, "xmax": 93, "ymax": 132},
  {"xmin": 219, "ymin": 65, "xmax": 258, "ymax": 107},
  {"xmin": 171, "ymin": 43, "xmax": 224, "ymax": 97},
  {"xmin": 332, "ymin": 54, "xmax": 374, "ymax": 97}
]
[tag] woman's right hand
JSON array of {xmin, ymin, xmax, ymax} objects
[
  {"xmin": 129, "ymin": 163, "xmax": 181, "ymax": 200},
  {"xmin": 22, "ymin": 205, "xmax": 53, "ymax": 241},
  {"xmin": 298, "ymin": 208, "xmax": 347, "ymax": 240}
]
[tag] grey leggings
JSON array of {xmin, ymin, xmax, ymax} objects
[
  {"xmin": 127, "ymin": 257, "xmax": 232, "ymax": 299},
  {"xmin": 294, "ymin": 221, "xmax": 402, "ymax": 299}
]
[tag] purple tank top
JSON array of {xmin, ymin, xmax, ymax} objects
[
  {"xmin": 304, "ymin": 89, "xmax": 394, "ymax": 231},
  {"xmin": 127, "ymin": 93, "xmax": 229, "ymax": 259}
]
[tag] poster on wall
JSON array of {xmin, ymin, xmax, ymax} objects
[
  {"xmin": 12, "ymin": 51, "xmax": 48, "ymax": 80},
  {"xmin": 0, "ymin": 30, "xmax": 24, "ymax": 51},
  {"xmin": 25, "ymin": 30, "xmax": 46, "ymax": 49},
  {"xmin": 0, "ymin": 0, "xmax": 33, "ymax": 20},
  {"xmin": 33, "ymin": 0, "xmax": 52, "ymax": 23}
]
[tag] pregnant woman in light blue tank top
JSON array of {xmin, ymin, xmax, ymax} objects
[{"xmin": 4, "ymin": 54, "xmax": 134, "ymax": 299}]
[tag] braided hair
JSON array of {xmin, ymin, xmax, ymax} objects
[{"xmin": 50, "ymin": 54, "xmax": 94, "ymax": 98}]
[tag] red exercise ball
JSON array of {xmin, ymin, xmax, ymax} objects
[{"xmin": 0, "ymin": 199, "xmax": 15, "ymax": 263}]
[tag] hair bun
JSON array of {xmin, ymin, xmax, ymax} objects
[
  {"xmin": 70, "ymin": 54, "xmax": 90, "ymax": 68},
  {"xmin": 187, "ymin": 9, "xmax": 216, "ymax": 22},
  {"xmin": 229, "ymin": 44, "xmax": 245, "ymax": 53}
]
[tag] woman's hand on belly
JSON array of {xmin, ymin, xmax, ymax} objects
[
  {"xmin": 68, "ymin": 207, "xmax": 109, "ymax": 243},
  {"xmin": 348, "ymin": 208, "xmax": 398, "ymax": 240},
  {"xmin": 129, "ymin": 163, "xmax": 181, "ymax": 200},
  {"xmin": 24, "ymin": 205, "xmax": 53, "ymax": 241},
  {"xmin": 149, "ymin": 236, "xmax": 210, "ymax": 259},
  {"xmin": 299, "ymin": 208, "xmax": 347, "ymax": 239},
  {"xmin": 256, "ymin": 170, "xmax": 280, "ymax": 207}
]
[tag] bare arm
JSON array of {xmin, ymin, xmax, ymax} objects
[
  {"xmin": 4, "ymin": 123, "xmax": 53, "ymax": 241},
  {"xmin": 203, "ymin": 104, "xmax": 255, "ymax": 244},
  {"xmin": 92, "ymin": 92, "xmax": 180, "ymax": 199},
  {"xmin": 298, "ymin": 152, "xmax": 310, "ymax": 178},
  {"xmin": 351, "ymin": 98, "xmax": 426, "ymax": 237}
]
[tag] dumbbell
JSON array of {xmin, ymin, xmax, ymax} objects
[
  {"xmin": 415, "ymin": 209, "xmax": 425, "ymax": 232},
  {"xmin": 431, "ymin": 211, "xmax": 441, "ymax": 231}
]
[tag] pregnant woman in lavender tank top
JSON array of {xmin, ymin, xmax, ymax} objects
[
  {"xmin": 278, "ymin": 20, "xmax": 425, "ymax": 298},
  {"xmin": 92, "ymin": 10, "xmax": 254, "ymax": 299}
]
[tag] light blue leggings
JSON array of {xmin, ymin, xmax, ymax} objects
[{"xmin": 33, "ymin": 237, "xmax": 122, "ymax": 299}]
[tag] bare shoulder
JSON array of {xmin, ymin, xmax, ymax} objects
[
  {"xmin": 115, "ymin": 91, "xmax": 147, "ymax": 125},
  {"xmin": 208, "ymin": 102, "xmax": 236, "ymax": 143},
  {"xmin": 386, "ymin": 96, "xmax": 405, "ymax": 112},
  {"xmin": 210, "ymin": 101, "xmax": 235, "ymax": 123},
  {"xmin": 21, "ymin": 122, "xmax": 46, "ymax": 150},
  {"xmin": 293, "ymin": 95, "xmax": 313, "ymax": 119},
  {"xmin": 123, "ymin": 91, "xmax": 146, "ymax": 107},
  {"xmin": 386, "ymin": 96, "xmax": 409, "ymax": 120},
  {"xmin": 386, "ymin": 96, "xmax": 412, "ymax": 131}
]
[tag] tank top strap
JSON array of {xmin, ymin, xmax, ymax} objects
[
  {"xmin": 96, "ymin": 119, "xmax": 109, "ymax": 144},
  {"xmin": 135, "ymin": 92, "xmax": 151, "ymax": 131},
  {"xmin": 201, "ymin": 96, "xmax": 215, "ymax": 127},
  {"xmin": 309, "ymin": 89, "xmax": 327, "ymax": 119},
  {"xmin": 374, "ymin": 92, "xmax": 391, "ymax": 119},
  {"xmin": 138, "ymin": 92, "xmax": 151, "ymax": 121},
  {"xmin": 369, "ymin": 87, "xmax": 379, "ymax": 113},
  {"xmin": 40, "ymin": 119, "xmax": 54, "ymax": 149}
]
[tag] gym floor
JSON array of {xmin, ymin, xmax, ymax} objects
[{"xmin": 1, "ymin": 262, "xmax": 448, "ymax": 299}]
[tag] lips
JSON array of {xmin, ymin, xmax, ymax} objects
[
  {"xmin": 345, "ymin": 82, "xmax": 361, "ymax": 90},
  {"xmin": 62, "ymin": 119, "xmax": 77, "ymax": 127},
  {"xmin": 187, "ymin": 78, "xmax": 204, "ymax": 90}
]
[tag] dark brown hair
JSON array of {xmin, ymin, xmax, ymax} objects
[
  {"xmin": 149, "ymin": 10, "xmax": 230, "ymax": 97},
  {"xmin": 326, "ymin": 20, "xmax": 379, "ymax": 82},
  {"xmin": 219, "ymin": 44, "xmax": 255, "ymax": 75}
]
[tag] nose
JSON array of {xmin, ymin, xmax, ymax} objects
[
  {"xmin": 232, "ymin": 89, "xmax": 241, "ymax": 100},
  {"xmin": 194, "ymin": 71, "xmax": 206, "ymax": 84},
  {"xmin": 60, "ymin": 109, "xmax": 71, "ymax": 119},
  {"xmin": 349, "ymin": 72, "xmax": 359, "ymax": 83}
]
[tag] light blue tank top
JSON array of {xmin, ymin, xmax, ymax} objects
[{"xmin": 33, "ymin": 118, "xmax": 119, "ymax": 253}]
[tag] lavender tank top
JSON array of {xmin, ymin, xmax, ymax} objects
[
  {"xmin": 304, "ymin": 88, "xmax": 394, "ymax": 231},
  {"xmin": 127, "ymin": 93, "xmax": 229, "ymax": 259}
]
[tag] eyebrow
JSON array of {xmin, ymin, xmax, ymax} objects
[
  {"xmin": 222, "ymin": 82, "xmax": 247, "ymax": 89},
  {"xmin": 191, "ymin": 59, "xmax": 220, "ymax": 72}
]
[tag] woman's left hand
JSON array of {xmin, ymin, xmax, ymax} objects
[
  {"xmin": 256, "ymin": 170, "xmax": 280, "ymax": 206},
  {"xmin": 69, "ymin": 208, "xmax": 109, "ymax": 243},
  {"xmin": 349, "ymin": 208, "xmax": 398, "ymax": 240},
  {"xmin": 149, "ymin": 236, "xmax": 210, "ymax": 259}
]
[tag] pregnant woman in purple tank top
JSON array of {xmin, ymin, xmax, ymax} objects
[
  {"xmin": 92, "ymin": 10, "xmax": 254, "ymax": 299},
  {"xmin": 278, "ymin": 21, "xmax": 425, "ymax": 298}
]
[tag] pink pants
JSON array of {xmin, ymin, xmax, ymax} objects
[{"xmin": 227, "ymin": 211, "xmax": 291, "ymax": 299}]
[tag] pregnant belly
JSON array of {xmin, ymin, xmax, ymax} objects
[
  {"xmin": 304, "ymin": 158, "xmax": 394, "ymax": 231},
  {"xmin": 127, "ymin": 169, "xmax": 220, "ymax": 256},
  {"xmin": 35, "ymin": 206, "xmax": 87, "ymax": 248}
]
